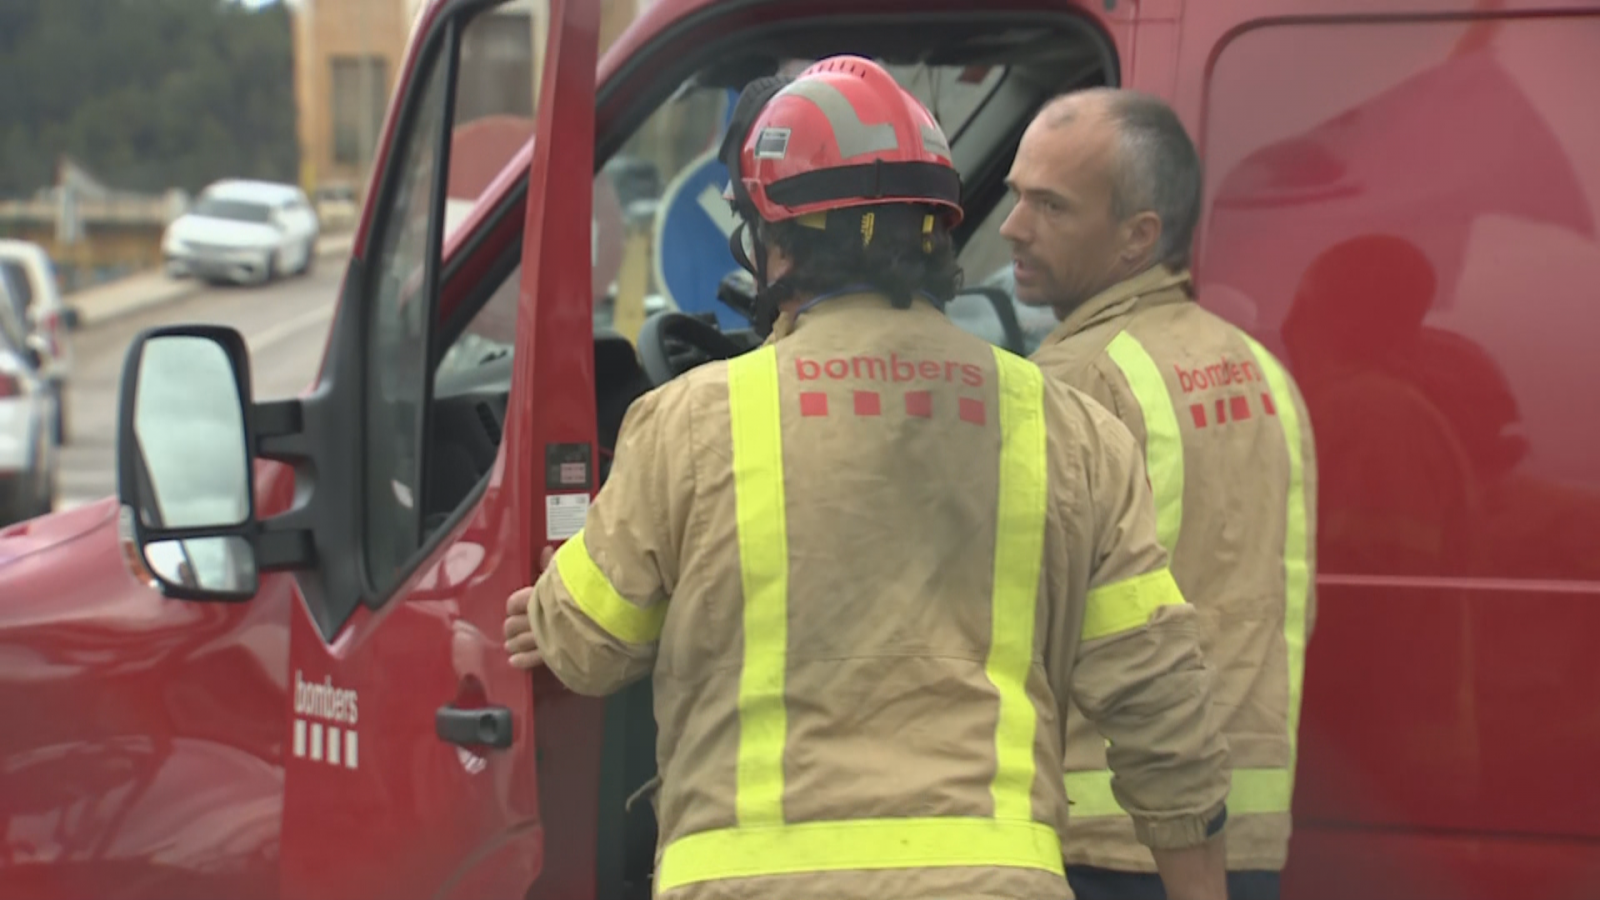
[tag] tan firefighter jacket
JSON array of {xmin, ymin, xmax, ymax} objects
[
  {"xmin": 1030, "ymin": 264, "xmax": 1319, "ymax": 873},
  {"xmin": 525, "ymin": 291, "xmax": 1231, "ymax": 900}
]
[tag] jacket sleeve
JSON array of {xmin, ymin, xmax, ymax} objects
[
  {"xmin": 525, "ymin": 383, "xmax": 693, "ymax": 696},
  {"xmin": 1065, "ymin": 397, "xmax": 1231, "ymax": 850}
]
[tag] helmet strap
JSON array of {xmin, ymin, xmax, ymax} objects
[{"xmin": 728, "ymin": 218, "xmax": 794, "ymax": 339}]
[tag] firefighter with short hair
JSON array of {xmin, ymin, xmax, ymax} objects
[
  {"xmin": 506, "ymin": 59, "xmax": 1232, "ymax": 900},
  {"xmin": 1002, "ymin": 87, "xmax": 1318, "ymax": 900}
]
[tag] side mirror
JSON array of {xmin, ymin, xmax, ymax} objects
[
  {"xmin": 115, "ymin": 326, "xmax": 261, "ymax": 601},
  {"xmin": 59, "ymin": 306, "xmax": 82, "ymax": 332},
  {"xmin": 945, "ymin": 286, "xmax": 1030, "ymax": 356}
]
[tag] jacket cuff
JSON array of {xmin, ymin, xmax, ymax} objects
[{"xmin": 1132, "ymin": 800, "xmax": 1228, "ymax": 849}]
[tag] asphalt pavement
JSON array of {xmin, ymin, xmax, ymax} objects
[{"xmin": 56, "ymin": 265, "xmax": 345, "ymax": 510}]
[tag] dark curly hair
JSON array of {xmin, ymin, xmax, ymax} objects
[{"xmin": 756, "ymin": 202, "xmax": 964, "ymax": 309}]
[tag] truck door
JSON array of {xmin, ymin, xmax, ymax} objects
[{"xmin": 277, "ymin": 0, "xmax": 597, "ymax": 897}]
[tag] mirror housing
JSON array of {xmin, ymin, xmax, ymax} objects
[{"xmin": 114, "ymin": 325, "xmax": 313, "ymax": 602}]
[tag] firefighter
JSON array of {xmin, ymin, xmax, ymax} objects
[
  {"xmin": 1000, "ymin": 87, "xmax": 1319, "ymax": 900},
  {"xmin": 504, "ymin": 59, "xmax": 1232, "ymax": 900}
]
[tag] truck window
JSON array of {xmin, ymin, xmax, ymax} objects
[
  {"xmin": 362, "ymin": 1, "xmax": 552, "ymax": 593},
  {"xmin": 593, "ymin": 58, "xmax": 1011, "ymax": 339}
]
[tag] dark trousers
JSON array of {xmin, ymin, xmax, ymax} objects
[{"xmin": 1066, "ymin": 865, "xmax": 1280, "ymax": 900}]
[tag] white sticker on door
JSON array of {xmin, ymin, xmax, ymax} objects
[
  {"xmin": 292, "ymin": 670, "xmax": 360, "ymax": 770},
  {"xmin": 546, "ymin": 492, "xmax": 590, "ymax": 541}
]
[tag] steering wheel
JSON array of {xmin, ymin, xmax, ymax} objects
[{"xmin": 636, "ymin": 311, "xmax": 746, "ymax": 385}]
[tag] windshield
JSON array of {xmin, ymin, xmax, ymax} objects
[{"xmin": 191, "ymin": 197, "xmax": 273, "ymax": 224}]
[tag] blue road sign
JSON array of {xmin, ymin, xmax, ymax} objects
[{"xmin": 652, "ymin": 90, "xmax": 750, "ymax": 330}]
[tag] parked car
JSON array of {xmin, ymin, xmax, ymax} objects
[
  {"xmin": 0, "ymin": 270, "xmax": 58, "ymax": 526},
  {"xmin": 161, "ymin": 179, "xmax": 320, "ymax": 285},
  {"xmin": 0, "ymin": 239, "xmax": 78, "ymax": 445}
]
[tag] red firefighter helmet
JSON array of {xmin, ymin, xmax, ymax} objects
[{"xmin": 729, "ymin": 56, "xmax": 964, "ymax": 227}]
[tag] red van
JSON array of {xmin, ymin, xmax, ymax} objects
[{"xmin": 2, "ymin": 0, "xmax": 1597, "ymax": 898}]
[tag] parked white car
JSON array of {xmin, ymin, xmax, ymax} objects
[
  {"xmin": 162, "ymin": 179, "xmax": 320, "ymax": 285},
  {"xmin": 0, "ymin": 271, "xmax": 59, "ymax": 525},
  {"xmin": 0, "ymin": 239, "xmax": 77, "ymax": 445}
]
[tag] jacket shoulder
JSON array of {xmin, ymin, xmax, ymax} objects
[
  {"xmin": 1040, "ymin": 374, "xmax": 1140, "ymax": 461},
  {"xmin": 1126, "ymin": 301, "xmax": 1257, "ymax": 364}
]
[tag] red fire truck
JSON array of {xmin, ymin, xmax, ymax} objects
[{"xmin": 3, "ymin": 0, "xmax": 1598, "ymax": 898}]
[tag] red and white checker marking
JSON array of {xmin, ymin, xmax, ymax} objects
[{"xmin": 293, "ymin": 718, "xmax": 359, "ymax": 769}]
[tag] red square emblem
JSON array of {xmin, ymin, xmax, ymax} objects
[{"xmin": 799, "ymin": 392, "xmax": 829, "ymax": 417}]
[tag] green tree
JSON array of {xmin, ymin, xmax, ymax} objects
[{"xmin": 0, "ymin": 0, "xmax": 299, "ymax": 197}]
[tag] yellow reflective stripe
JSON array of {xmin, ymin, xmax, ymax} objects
[
  {"xmin": 1066, "ymin": 767, "xmax": 1291, "ymax": 818},
  {"xmin": 1242, "ymin": 335, "xmax": 1311, "ymax": 807},
  {"xmin": 553, "ymin": 529, "xmax": 665, "ymax": 644},
  {"xmin": 1081, "ymin": 568, "xmax": 1184, "ymax": 642},
  {"xmin": 727, "ymin": 346, "xmax": 790, "ymax": 827},
  {"xmin": 1104, "ymin": 331, "xmax": 1184, "ymax": 557},
  {"xmin": 987, "ymin": 347, "xmax": 1048, "ymax": 820},
  {"xmin": 656, "ymin": 817, "xmax": 1064, "ymax": 890}
]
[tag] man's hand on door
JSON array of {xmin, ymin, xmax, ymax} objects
[
  {"xmin": 508, "ymin": 547, "xmax": 566, "ymax": 666},
  {"xmin": 504, "ymin": 587, "xmax": 542, "ymax": 669},
  {"xmin": 503, "ymin": 547, "xmax": 557, "ymax": 669}
]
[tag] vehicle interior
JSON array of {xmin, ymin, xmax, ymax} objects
[{"xmin": 414, "ymin": 10, "xmax": 1114, "ymax": 897}]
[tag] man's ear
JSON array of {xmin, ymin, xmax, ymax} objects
[{"xmin": 1122, "ymin": 210, "xmax": 1164, "ymax": 266}]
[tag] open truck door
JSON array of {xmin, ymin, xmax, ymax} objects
[
  {"xmin": 108, "ymin": 0, "xmax": 598, "ymax": 897},
  {"xmin": 271, "ymin": 0, "xmax": 599, "ymax": 896}
]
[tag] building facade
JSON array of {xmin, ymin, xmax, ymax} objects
[{"xmin": 292, "ymin": 0, "xmax": 645, "ymax": 203}]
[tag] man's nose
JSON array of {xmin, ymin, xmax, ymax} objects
[{"xmin": 998, "ymin": 203, "xmax": 1028, "ymax": 243}]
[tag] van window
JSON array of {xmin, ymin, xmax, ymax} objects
[
  {"xmin": 190, "ymin": 197, "xmax": 274, "ymax": 225},
  {"xmin": 1199, "ymin": 16, "xmax": 1600, "ymax": 582},
  {"xmin": 592, "ymin": 58, "xmax": 1010, "ymax": 342},
  {"xmin": 360, "ymin": 0, "xmax": 553, "ymax": 594}
]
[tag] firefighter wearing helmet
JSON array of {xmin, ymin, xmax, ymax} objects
[{"xmin": 505, "ymin": 56, "xmax": 1232, "ymax": 900}]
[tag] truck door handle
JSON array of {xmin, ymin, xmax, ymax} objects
[{"xmin": 435, "ymin": 704, "xmax": 514, "ymax": 749}]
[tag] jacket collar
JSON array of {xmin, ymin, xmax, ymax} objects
[
  {"xmin": 765, "ymin": 291, "xmax": 940, "ymax": 344},
  {"xmin": 1037, "ymin": 265, "xmax": 1193, "ymax": 351}
]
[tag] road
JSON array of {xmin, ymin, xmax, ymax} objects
[{"xmin": 57, "ymin": 267, "xmax": 344, "ymax": 510}]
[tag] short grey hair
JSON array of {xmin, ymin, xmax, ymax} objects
[{"xmin": 1043, "ymin": 88, "xmax": 1204, "ymax": 270}]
